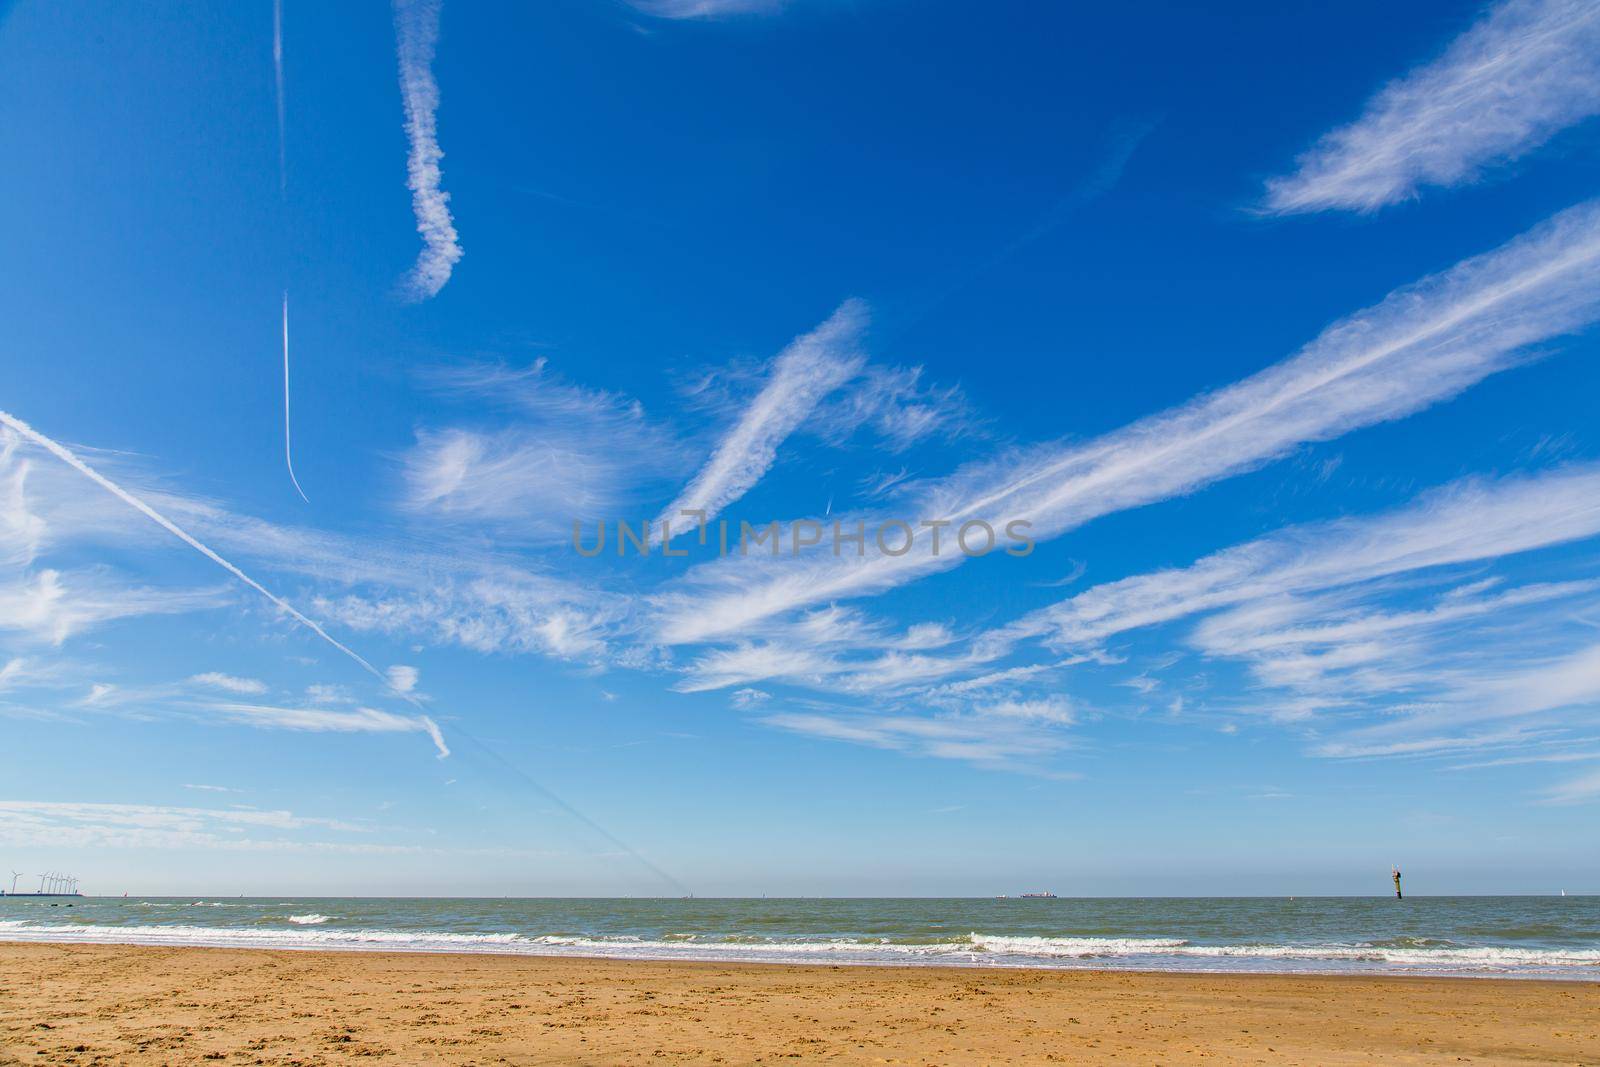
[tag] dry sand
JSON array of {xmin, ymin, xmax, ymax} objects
[{"xmin": 1, "ymin": 941, "xmax": 1596, "ymax": 1065}]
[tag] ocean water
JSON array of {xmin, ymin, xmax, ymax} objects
[{"xmin": 2, "ymin": 896, "xmax": 1597, "ymax": 980}]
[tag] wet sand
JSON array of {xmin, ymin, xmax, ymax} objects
[{"xmin": 1, "ymin": 941, "xmax": 1596, "ymax": 1064}]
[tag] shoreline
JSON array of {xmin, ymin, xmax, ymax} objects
[
  {"xmin": 3, "ymin": 929, "xmax": 1598, "ymax": 982},
  {"xmin": 9, "ymin": 927, "xmax": 1600, "ymax": 979},
  {"xmin": 4, "ymin": 941, "xmax": 1597, "ymax": 1064}
]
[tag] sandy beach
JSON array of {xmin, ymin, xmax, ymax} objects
[{"xmin": 0, "ymin": 942, "xmax": 1595, "ymax": 1065}]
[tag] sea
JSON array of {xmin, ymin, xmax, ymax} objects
[{"xmin": 3, "ymin": 895, "xmax": 1597, "ymax": 980}]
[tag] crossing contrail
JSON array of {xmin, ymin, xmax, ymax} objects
[
  {"xmin": 0, "ymin": 409, "xmax": 402, "ymax": 718},
  {"xmin": 282, "ymin": 293, "xmax": 309, "ymax": 502}
]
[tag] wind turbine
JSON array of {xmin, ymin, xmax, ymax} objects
[{"xmin": 7, "ymin": 871, "xmax": 19, "ymax": 895}]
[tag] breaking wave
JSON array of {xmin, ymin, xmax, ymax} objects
[{"xmin": 1, "ymin": 921, "xmax": 1596, "ymax": 976}]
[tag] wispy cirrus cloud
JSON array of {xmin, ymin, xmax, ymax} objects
[
  {"xmin": 403, "ymin": 359, "xmax": 686, "ymax": 541},
  {"xmin": 0, "ymin": 800, "xmax": 413, "ymax": 855},
  {"xmin": 1314, "ymin": 639, "xmax": 1600, "ymax": 761},
  {"xmin": 1544, "ymin": 767, "xmax": 1600, "ymax": 804},
  {"xmin": 2, "ymin": 430, "xmax": 229, "ymax": 643},
  {"xmin": 207, "ymin": 701, "xmax": 449, "ymax": 759},
  {"xmin": 1015, "ymin": 466, "xmax": 1600, "ymax": 650},
  {"xmin": 655, "ymin": 197, "xmax": 1600, "ymax": 645},
  {"xmin": 759, "ymin": 702, "xmax": 1077, "ymax": 772},
  {"xmin": 0, "ymin": 569, "xmax": 228, "ymax": 647},
  {"xmin": 626, "ymin": 0, "xmax": 787, "ymax": 18},
  {"xmin": 1002, "ymin": 465, "xmax": 1600, "ymax": 760},
  {"xmin": 658, "ymin": 300, "xmax": 868, "ymax": 530},
  {"xmin": 392, "ymin": 0, "xmax": 461, "ymax": 300},
  {"xmin": 313, "ymin": 574, "xmax": 626, "ymax": 663},
  {"xmin": 1, "ymin": 431, "xmax": 45, "ymax": 567},
  {"xmin": 0, "ymin": 410, "xmax": 454, "ymax": 756},
  {"xmin": 809, "ymin": 363, "xmax": 977, "ymax": 453},
  {"xmin": 188, "ymin": 672, "xmax": 269, "ymax": 695},
  {"xmin": 1263, "ymin": 0, "xmax": 1600, "ymax": 214},
  {"xmin": 401, "ymin": 427, "xmax": 622, "ymax": 529},
  {"xmin": 1189, "ymin": 579, "xmax": 1600, "ymax": 708}
]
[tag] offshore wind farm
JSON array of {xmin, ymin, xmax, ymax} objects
[{"xmin": 3, "ymin": 871, "xmax": 83, "ymax": 898}]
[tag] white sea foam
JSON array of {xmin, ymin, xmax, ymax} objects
[
  {"xmin": 970, "ymin": 934, "xmax": 1189, "ymax": 955},
  {"xmin": 0, "ymin": 921, "xmax": 530, "ymax": 952},
  {"xmin": 1, "ymin": 921, "xmax": 1595, "ymax": 977}
]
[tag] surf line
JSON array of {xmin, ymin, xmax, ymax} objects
[{"xmin": 0, "ymin": 409, "xmax": 689, "ymax": 896}]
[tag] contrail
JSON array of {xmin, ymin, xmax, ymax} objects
[
  {"xmin": 0, "ymin": 409, "xmax": 389, "ymax": 696},
  {"xmin": 392, "ymin": 0, "xmax": 462, "ymax": 300},
  {"xmin": 272, "ymin": 6, "xmax": 304, "ymax": 502},
  {"xmin": 282, "ymin": 293, "xmax": 309, "ymax": 502},
  {"xmin": 0, "ymin": 409, "xmax": 689, "ymax": 893},
  {"xmin": 273, "ymin": 0, "xmax": 286, "ymax": 199}
]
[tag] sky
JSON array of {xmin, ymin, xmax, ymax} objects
[{"xmin": 2, "ymin": 0, "xmax": 1600, "ymax": 897}]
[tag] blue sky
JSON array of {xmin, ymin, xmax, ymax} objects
[{"xmin": 3, "ymin": 0, "xmax": 1600, "ymax": 897}]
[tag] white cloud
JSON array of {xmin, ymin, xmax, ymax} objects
[
  {"xmin": 1544, "ymin": 768, "xmax": 1600, "ymax": 804},
  {"xmin": 1474, "ymin": 642, "xmax": 1600, "ymax": 717},
  {"xmin": 0, "ymin": 568, "xmax": 228, "ymax": 646},
  {"xmin": 7, "ymin": 445, "xmax": 630, "ymax": 669},
  {"xmin": 1312, "ymin": 726, "xmax": 1550, "ymax": 760},
  {"xmin": 386, "ymin": 664, "xmax": 420, "ymax": 693},
  {"xmin": 207, "ymin": 701, "xmax": 450, "ymax": 759},
  {"xmin": 1264, "ymin": 0, "xmax": 1600, "ymax": 214},
  {"xmin": 0, "ymin": 657, "xmax": 25, "ymax": 690},
  {"xmin": 729, "ymin": 687, "xmax": 769, "ymax": 708},
  {"xmin": 1, "ymin": 431, "xmax": 227, "ymax": 643},
  {"xmin": 656, "ymin": 198, "xmax": 1600, "ymax": 644},
  {"xmin": 676, "ymin": 642, "xmax": 837, "ymax": 691},
  {"xmin": 810, "ymin": 363, "xmax": 977, "ymax": 453},
  {"xmin": 0, "ymin": 430, "xmax": 45, "ymax": 567},
  {"xmin": 1018, "ymin": 466, "xmax": 1600, "ymax": 649},
  {"xmin": 626, "ymin": 0, "xmax": 787, "ymax": 18},
  {"xmin": 657, "ymin": 300, "xmax": 868, "ymax": 530},
  {"xmin": 0, "ymin": 410, "xmax": 444, "ymax": 734},
  {"xmin": 759, "ymin": 710, "xmax": 1072, "ymax": 770},
  {"xmin": 980, "ymin": 696, "xmax": 1075, "ymax": 725},
  {"xmin": 0, "ymin": 800, "xmax": 416, "ymax": 855},
  {"xmin": 673, "ymin": 618, "xmax": 992, "ymax": 695},
  {"xmin": 0, "ymin": 800, "xmax": 363, "ymax": 832},
  {"xmin": 402, "ymin": 360, "xmax": 685, "ymax": 541},
  {"xmin": 425, "ymin": 358, "xmax": 649, "ymax": 427},
  {"xmin": 1276, "ymin": 627, "xmax": 1600, "ymax": 758},
  {"xmin": 188, "ymin": 672, "xmax": 269, "ymax": 695},
  {"xmin": 1003, "ymin": 464, "xmax": 1600, "ymax": 756},
  {"xmin": 401, "ymin": 427, "xmax": 625, "ymax": 532},
  {"xmin": 314, "ymin": 575, "xmax": 623, "ymax": 662},
  {"xmin": 392, "ymin": 0, "xmax": 462, "ymax": 300}
]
